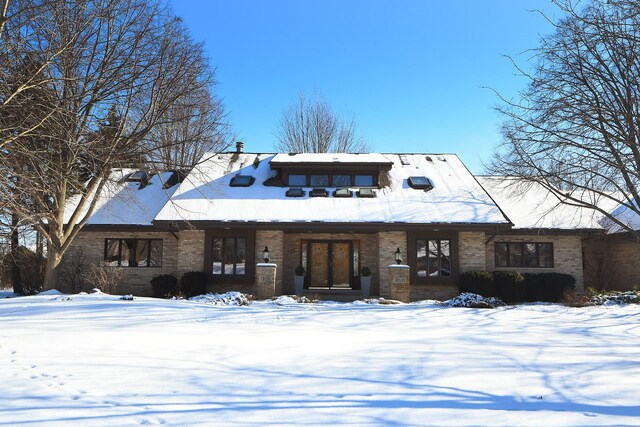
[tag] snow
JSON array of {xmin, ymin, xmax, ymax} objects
[
  {"xmin": 155, "ymin": 153, "xmax": 509, "ymax": 225},
  {"xmin": 1, "ymin": 293, "xmax": 639, "ymax": 426},
  {"xmin": 477, "ymin": 176, "xmax": 615, "ymax": 230},
  {"xmin": 64, "ymin": 170, "xmax": 179, "ymax": 226},
  {"xmin": 270, "ymin": 152, "xmax": 393, "ymax": 164}
]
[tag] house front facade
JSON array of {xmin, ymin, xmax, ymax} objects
[{"xmin": 58, "ymin": 148, "xmax": 598, "ymax": 299}]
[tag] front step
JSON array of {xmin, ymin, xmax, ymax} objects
[{"xmin": 303, "ymin": 289, "xmax": 369, "ymax": 302}]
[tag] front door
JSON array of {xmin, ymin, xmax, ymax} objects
[{"xmin": 308, "ymin": 241, "xmax": 352, "ymax": 289}]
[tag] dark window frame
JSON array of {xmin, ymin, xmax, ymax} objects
[
  {"xmin": 407, "ymin": 232, "xmax": 458, "ymax": 285},
  {"xmin": 204, "ymin": 229, "xmax": 255, "ymax": 284},
  {"xmin": 103, "ymin": 238, "xmax": 163, "ymax": 268},
  {"xmin": 494, "ymin": 242, "xmax": 554, "ymax": 268},
  {"xmin": 284, "ymin": 170, "xmax": 378, "ymax": 188}
]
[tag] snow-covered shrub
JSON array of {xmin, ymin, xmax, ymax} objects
[
  {"xmin": 561, "ymin": 291, "xmax": 591, "ymax": 307},
  {"xmin": 82, "ymin": 262, "xmax": 123, "ymax": 294},
  {"xmin": 444, "ymin": 292, "xmax": 505, "ymax": 308},
  {"xmin": 150, "ymin": 274, "xmax": 178, "ymax": 298},
  {"xmin": 589, "ymin": 290, "xmax": 640, "ymax": 305},
  {"xmin": 190, "ymin": 292, "xmax": 251, "ymax": 306},
  {"xmin": 180, "ymin": 271, "xmax": 207, "ymax": 298}
]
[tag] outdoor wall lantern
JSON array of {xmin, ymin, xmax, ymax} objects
[
  {"xmin": 263, "ymin": 246, "xmax": 271, "ymax": 263},
  {"xmin": 395, "ymin": 247, "xmax": 403, "ymax": 264}
]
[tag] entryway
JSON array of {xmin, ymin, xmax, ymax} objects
[{"xmin": 308, "ymin": 241, "xmax": 353, "ymax": 289}]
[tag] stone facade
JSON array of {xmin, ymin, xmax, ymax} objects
[
  {"xmin": 60, "ymin": 230, "xmax": 178, "ymax": 296},
  {"xmin": 256, "ymin": 230, "xmax": 284, "ymax": 294},
  {"xmin": 378, "ymin": 231, "xmax": 407, "ymax": 298},
  {"xmin": 485, "ymin": 234, "xmax": 585, "ymax": 293}
]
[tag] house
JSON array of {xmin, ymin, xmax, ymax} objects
[{"xmin": 58, "ymin": 147, "xmax": 606, "ymax": 299}]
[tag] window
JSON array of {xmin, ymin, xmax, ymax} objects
[
  {"xmin": 495, "ymin": 242, "xmax": 554, "ymax": 268},
  {"xmin": 104, "ymin": 239, "xmax": 162, "ymax": 267},
  {"xmin": 416, "ymin": 239, "xmax": 451, "ymax": 277},
  {"xmin": 354, "ymin": 174, "xmax": 374, "ymax": 187},
  {"xmin": 356, "ymin": 188, "xmax": 375, "ymax": 198},
  {"xmin": 288, "ymin": 174, "xmax": 306, "ymax": 186},
  {"xmin": 333, "ymin": 188, "xmax": 352, "ymax": 198},
  {"xmin": 309, "ymin": 174, "xmax": 329, "ymax": 186},
  {"xmin": 212, "ymin": 237, "xmax": 247, "ymax": 276},
  {"xmin": 332, "ymin": 175, "xmax": 351, "ymax": 187}
]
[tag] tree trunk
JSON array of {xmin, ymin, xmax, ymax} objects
[
  {"xmin": 43, "ymin": 244, "xmax": 62, "ymax": 291},
  {"xmin": 10, "ymin": 212, "xmax": 23, "ymax": 294}
]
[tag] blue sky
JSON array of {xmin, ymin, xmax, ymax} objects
[{"xmin": 169, "ymin": 0, "xmax": 559, "ymax": 173}]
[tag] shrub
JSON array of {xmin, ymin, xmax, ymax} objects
[
  {"xmin": 0, "ymin": 247, "xmax": 45, "ymax": 295},
  {"xmin": 523, "ymin": 273, "xmax": 576, "ymax": 302},
  {"xmin": 82, "ymin": 262, "xmax": 123, "ymax": 294},
  {"xmin": 180, "ymin": 271, "xmax": 207, "ymax": 298},
  {"xmin": 562, "ymin": 291, "xmax": 591, "ymax": 307},
  {"xmin": 151, "ymin": 274, "xmax": 178, "ymax": 298},
  {"xmin": 295, "ymin": 265, "xmax": 305, "ymax": 276},
  {"xmin": 361, "ymin": 266, "xmax": 371, "ymax": 277},
  {"xmin": 492, "ymin": 271, "xmax": 525, "ymax": 303},
  {"xmin": 459, "ymin": 271, "xmax": 494, "ymax": 297}
]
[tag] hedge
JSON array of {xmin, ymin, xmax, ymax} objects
[
  {"xmin": 458, "ymin": 271, "xmax": 575, "ymax": 303},
  {"xmin": 180, "ymin": 271, "xmax": 207, "ymax": 298},
  {"xmin": 150, "ymin": 274, "xmax": 178, "ymax": 298}
]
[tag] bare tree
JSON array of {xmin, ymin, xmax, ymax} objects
[
  {"xmin": 489, "ymin": 0, "xmax": 640, "ymax": 235},
  {"xmin": 0, "ymin": 0, "xmax": 224, "ymax": 289},
  {"xmin": 275, "ymin": 92, "xmax": 369, "ymax": 153},
  {"xmin": 144, "ymin": 87, "xmax": 232, "ymax": 170}
]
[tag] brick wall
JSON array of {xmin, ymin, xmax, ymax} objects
[
  {"xmin": 486, "ymin": 234, "xmax": 585, "ymax": 293},
  {"xmin": 459, "ymin": 231, "xmax": 486, "ymax": 271},
  {"xmin": 283, "ymin": 232, "xmax": 379, "ymax": 295},
  {"xmin": 256, "ymin": 230, "xmax": 284, "ymax": 294},
  {"xmin": 176, "ymin": 230, "xmax": 205, "ymax": 276},
  {"xmin": 378, "ymin": 231, "xmax": 407, "ymax": 298},
  {"xmin": 61, "ymin": 230, "xmax": 178, "ymax": 296},
  {"xmin": 583, "ymin": 236, "xmax": 640, "ymax": 291}
]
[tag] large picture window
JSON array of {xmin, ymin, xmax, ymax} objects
[
  {"xmin": 104, "ymin": 239, "xmax": 162, "ymax": 267},
  {"xmin": 495, "ymin": 242, "xmax": 554, "ymax": 268},
  {"xmin": 416, "ymin": 239, "xmax": 451, "ymax": 278},
  {"xmin": 212, "ymin": 237, "xmax": 247, "ymax": 276}
]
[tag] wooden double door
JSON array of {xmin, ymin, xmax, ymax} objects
[{"xmin": 308, "ymin": 241, "xmax": 353, "ymax": 289}]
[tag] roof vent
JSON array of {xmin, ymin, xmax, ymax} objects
[
  {"xmin": 408, "ymin": 176, "xmax": 434, "ymax": 191},
  {"xmin": 235, "ymin": 141, "xmax": 244, "ymax": 153},
  {"xmin": 426, "ymin": 156, "xmax": 433, "ymax": 162},
  {"xmin": 357, "ymin": 188, "xmax": 376, "ymax": 198},
  {"xmin": 437, "ymin": 155, "xmax": 446, "ymax": 161},
  {"xmin": 333, "ymin": 188, "xmax": 353, "ymax": 198},
  {"xmin": 229, "ymin": 174, "xmax": 255, "ymax": 187},
  {"xmin": 286, "ymin": 188, "xmax": 305, "ymax": 197},
  {"xmin": 309, "ymin": 188, "xmax": 328, "ymax": 197}
]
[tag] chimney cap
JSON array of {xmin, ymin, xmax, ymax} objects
[{"xmin": 235, "ymin": 141, "xmax": 244, "ymax": 153}]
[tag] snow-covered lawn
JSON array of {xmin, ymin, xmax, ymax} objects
[{"xmin": 1, "ymin": 292, "xmax": 639, "ymax": 426}]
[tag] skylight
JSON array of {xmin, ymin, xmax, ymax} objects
[
  {"xmin": 333, "ymin": 188, "xmax": 352, "ymax": 198},
  {"xmin": 408, "ymin": 176, "xmax": 434, "ymax": 191},
  {"xmin": 309, "ymin": 188, "xmax": 328, "ymax": 197},
  {"xmin": 285, "ymin": 188, "xmax": 305, "ymax": 197},
  {"xmin": 229, "ymin": 175, "xmax": 255, "ymax": 187},
  {"xmin": 126, "ymin": 171, "xmax": 147, "ymax": 182},
  {"xmin": 357, "ymin": 188, "xmax": 375, "ymax": 198}
]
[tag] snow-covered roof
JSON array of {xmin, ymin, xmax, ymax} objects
[
  {"xmin": 270, "ymin": 153, "xmax": 393, "ymax": 165},
  {"xmin": 154, "ymin": 152, "xmax": 509, "ymax": 225},
  {"xmin": 477, "ymin": 176, "xmax": 613, "ymax": 230},
  {"xmin": 64, "ymin": 170, "xmax": 179, "ymax": 226}
]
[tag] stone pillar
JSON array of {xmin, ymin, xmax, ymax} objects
[
  {"xmin": 255, "ymin": 263, "xmax": 277, "ymax": 299},
  {"xmin": 388, "ymin": 264, "xmax": 410, "ymax": 302}
]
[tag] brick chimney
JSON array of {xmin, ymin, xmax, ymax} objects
[{"xmin": 236, "ymin": 141, "xmax": 244, "ymax": 153}]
